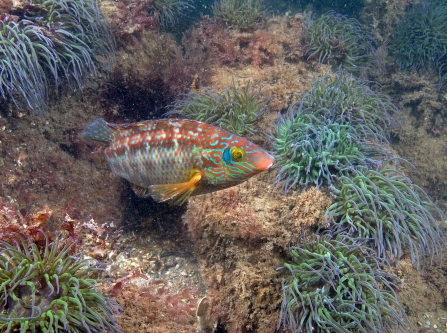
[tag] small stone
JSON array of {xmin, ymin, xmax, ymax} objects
[{"xmin": 164, "ymin": 257, "xmax": 176, "ymax": 268}]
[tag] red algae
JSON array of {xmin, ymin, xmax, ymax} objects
[
  {"xmin": 0, "ymin": 197, "xmax": 52, "ymax": 245},
  {"xmin": 182, "ymin": 172, "xmax": 332, "ymax": 332},
  {"xmin": 182, "ymin": 14, "xmax": 306, "ymax": 72},
  {"xmin": 115, "ymin": 282, "xmax": 199, "ymax": 333},
  {"xmin": 111, "ymin": 0, "xmax": 157, "ymax": 41}
]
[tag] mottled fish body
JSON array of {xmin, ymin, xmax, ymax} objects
[{"xmin": 82, "ymin": 118, "xmax": 274, "ymax": 204}]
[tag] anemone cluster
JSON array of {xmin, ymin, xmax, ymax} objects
[
  {"xmin": 212, "ymin": 0, "xmax": 265, "ymax": 30},
  {"xmin": 279, "ymin": 235, "xmax": 408, "ymax": 333},
  {"xmin": 327, "ymin": 161, "xmax": 446, "ymax": 269},
  {"xmin": 299, "ymin": 73, "xmax": 399, "ymax": 142},
  {"xmin": 272, "ymin": 103, "xmax": 386, "ymax": 192},
  {"xmin": 168, "ymin": 81, "xmax": 267, "ymax": 136},
  {"xmin": 0, "ymin": 234, "xmax": 121, "ymax": 333},
  {"xmin": 305, "ymin": 12, "xmax": 376, "ymax": 72},
  {"xmin": 271, "ymin": 73, "xmax": 391, "ymax": 192},
  {"xmin": 275, "ymin": 68, "xmax": 446, "ymax": 332},
  {"xmin": 0, "ymin": 0, "xmax": 114, "ymax": 114},
  {"xmin": 391, "ymin": 1, "xmax": 447, "ymax": 88},
  {"xmin": 278, "ymin": 161, "xmax": 446, "ymax": 331}
]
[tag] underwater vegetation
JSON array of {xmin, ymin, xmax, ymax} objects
[
  {"xmin": 299, "ymin": 73, "xmax": 399, "ymax": 142},
  {"xmin": 278, "ymin": 235, "xmax": 408, "ymax": 333},
  {"xmin": 271, "ymin": 72, "xmax": 398, "ymax": 192},
  {"xmin": 0, "ymin": 0, "xmax": 114, "ymax": 114},
  {"xmin": 271, "ymin": 105, "xmax": 387, "ymax": 192},
  {"xmin": 112, "ymin": 0, "xmax": 193, "ymax": 40},
  {"xmin": 305, "ymin": 12, "xmax": 376, "ymax": 72},
  {"xmin": 327, "ymin": 161, "xmax": 446, "ymax": 269},
  {"xmin": 151, "ymin": 0, "xmax": 193, "ymax": 27},
  {"xmin": 271, "ymin": 72, "xmax": 396, "ymax": 192},
  {"xmin": 391, "ymin": 1, "xmax": 447, "ymax": 88},
  {"xmin": 168, "ymin": 81, "xmax": 267, "ymax": 136},
  {"xmin": 0, "ymin": 233, "xmax": 122, "ymax": 333},
  {"xmin": 212, "ymin": 0, "xmax": 265, "ymax": 30}
]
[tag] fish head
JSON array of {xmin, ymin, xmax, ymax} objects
[{"xmin": 198, "ymin": 135, "xmax": 275, "ymax": 188}]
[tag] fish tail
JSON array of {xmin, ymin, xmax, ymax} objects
[{"xmin": 82, "ymin": 118, "xmax": 116, "ymax": 143}]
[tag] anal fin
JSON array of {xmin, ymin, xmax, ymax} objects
[{"xmin": 148, "ymin": 171, "xmax": 202, "ymax": 206}]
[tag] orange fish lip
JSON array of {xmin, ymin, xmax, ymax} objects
[{"xmin": 255, "ymin": 151, "xmax": 275, "ymax": 171}]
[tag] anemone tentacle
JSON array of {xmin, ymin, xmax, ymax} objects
[
  {"xmin": 279, "ymin": 234, "xmax": 409, "ymax": 333},
  {"xmin": 167, "ymin": 80, "xmax": 267, "ymax": 136},
  {"xmin": 0, "ymin": 233, "xmax": 122, "ymax": 333},
  {"xmin": 327, "ymin": 161, "xmax": 447, "ymax": 269}
]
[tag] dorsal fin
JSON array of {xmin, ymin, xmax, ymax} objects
[
  {"xmin": 108, "ymin": 121, "xmax": 151, "ymax": 130},
  {"xmin": 82, "ymin": 118, "xmax": 117, "ymax": 143}
]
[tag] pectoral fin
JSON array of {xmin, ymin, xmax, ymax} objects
[
  {"xmin": 131, "ymin": 184, "xmax": 150, "ymax": 198},
  {"xmin": 148, "ymin": 171, "xmax": 202, "ymax": 205}
]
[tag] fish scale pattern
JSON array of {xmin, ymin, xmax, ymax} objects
[{"xmin": 82, "ymin": 118, "xmax": 274, "ymax": 203}]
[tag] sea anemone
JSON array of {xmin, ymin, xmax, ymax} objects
[
  {"xmin": 0, "ymin": 233, "xmax": 122, "ymax": 333},
  {"xmin": 390, "ymin": 1, "xmax": 447, "ymax": 88},
  {"xmin": 305, "ymin": 12, "xmax": 376, "ymax": 72},
  {"xmin": 167, "ymin": 80, "xmax": 267, "ymax": 136},
  {"xmin": 271, "ymin": 102, "xmax": 387, "ymax": 192},
  {"xmin": 327, "ymin": 161, "xmax": 446, "ymax": 269},
  {"xmin": 212, "ymin": 0, "xmax": 265, "ymax": 30},
  {"xmin": 151, "ymin": 0, "xmax": 193, "ymax": 28},
  {"xmin": 278, "ymin": 234, "xmax": 408, "ymax": 333},
  {"xmin": 391, "ymin": 3, "xmax": 447, "ymax": 69},
  {"xmin": 0, "ymin": 0, "xmax": 114, "ymax": 115},
  {"xmin": 299, "ymin": 72, "xmax": 399, "ymax": 143}
]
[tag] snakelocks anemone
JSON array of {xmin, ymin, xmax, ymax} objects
[
  {"xmin": 0, "ymin": 233, "xmax": 122, "ymax": 333},
  {"xmin": 0, "ymin": 0, "xmax": 115, "ymax": 114},
  {"xmin": 278, "ymin": 234, "xmax": 409, "ymax": 333}
]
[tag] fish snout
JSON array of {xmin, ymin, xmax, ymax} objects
[{"xmin": 249, "ymin": 150, "xmax": 275, "ymax": 171}]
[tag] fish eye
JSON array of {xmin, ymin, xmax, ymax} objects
[{"xmin": 231, "ymin": 147, "xmax": 245, "ymax": 162}]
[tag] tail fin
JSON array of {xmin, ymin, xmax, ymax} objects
[{"xmin": 82, "ymin": 118, "xmax": 117, "ymax": 143}]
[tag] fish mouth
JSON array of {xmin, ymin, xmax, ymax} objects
[
  {"xmin": 262, "ymin": 152, "xmax": 275, "ymax": 170},
  {"xmin": 252, "ymin": 151, "xmax": 275, "ymax": 171}
]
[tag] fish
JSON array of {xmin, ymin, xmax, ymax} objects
[{"xmin": 82, "ymin": 118, "xmax": 275, "ymax": 205}]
